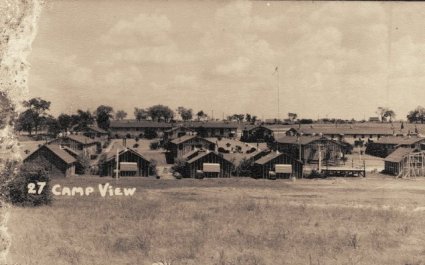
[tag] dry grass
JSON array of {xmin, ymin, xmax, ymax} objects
[{"xmin": 7, "ymin": 176, "xmax": 425, "ymax": 265}]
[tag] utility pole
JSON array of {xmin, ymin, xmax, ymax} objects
[
  {"xmin": 273, "ymin": 66, "xmax": 280, "ymax": 122},
  {"xmin": 115, "ymin": 148, "xmax": 119, "ymax": 181}
]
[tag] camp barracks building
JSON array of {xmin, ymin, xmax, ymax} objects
[{"xmin": 110, "ymin": 120, "xmax": 238, "ymax": 139}]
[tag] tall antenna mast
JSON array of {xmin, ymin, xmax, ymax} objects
[{"xmin": 273, "ymin": 66, "xmax": 280, "ymax": 123}]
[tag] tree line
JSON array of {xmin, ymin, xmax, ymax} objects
[{"xmin": 14, "ymin": 97, "xmax": 264, "ymax": 136}]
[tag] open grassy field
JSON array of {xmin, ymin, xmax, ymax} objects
[{"xmin": 7, "ymin": 175, "xmax": 425, "ymax": 265}]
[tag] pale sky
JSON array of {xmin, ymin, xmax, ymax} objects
[{"xmin": 28, "ymin": 1, "xmax": 425, "ymax": 120}]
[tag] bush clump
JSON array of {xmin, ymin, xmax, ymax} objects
[
  {"xmin": 149, "ymin": 141, "xmax": 160, "ymax": 150},
  {"xmin": 6, "ymin": 162, "xmax": 52, "ymax": 206}
]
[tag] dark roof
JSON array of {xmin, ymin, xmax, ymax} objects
[
  {"xmin": 61, "ymin": 146, "xmax": 80, "ymax": 157},
  {"xmin": 223, "ymin": 149, "xmax": 270, "ymax": 165},
  {"xmin": 66, "ymin": 134, "xmax": 98, "ymax": 145},
  {"xmin": 242, "ymin": 125, "xmax": 273, "ymax": 132},
  {"xmin": 254, "ymin": 152, "xmax": 285, "ymax": 165},
  {"xmin": 186, "ymin": 150, "xmax": 232, "ymax": 164},
  {"xmin": 374, "ymin": 136, "xmax": 425, "ymax": 145},
  {"xmin": 290, "ymin": 126, "xmax": 415, "ymax": 136},
  {"xmin": 170, "ymin": 135, "xmax": 197, "ymax": 145},
  {"xmin": 384, "ymin": 147, "xmax": 414, "ymax": 163},
  {"xmin": 24, "ymin": 144, "xmax": 77, "ymax": 165},
  {"xmin": 105, "ymin": 148, "xmax": 148, "ymax": 163},
  {"xmin": 164, "ymin": 126, "xmax": 193, "ymax": 133},
  {"xmin": 276, "ymin": 136, "xmax": 323, "ymax": 145},
  {"xmin": 110, "ymin": 120, "xmax": 173, "ymax": 128},
  {"xmin": 184, "ymin": 122, "xmax": 238, "ymax": 129},
  {"xmin": 170, "ymin": 135, "xmax": 215, "ymax": 145}
]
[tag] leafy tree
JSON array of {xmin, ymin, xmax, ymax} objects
[
  {"xmin": 177, "ymin": 106, "xmax": 193, "ymax": 121},
  {"xmin": 230, "ymin": 114, "xmax": 244, "ymax": 123},
  {"xmin": 95, "ymin": 105, "xmax": 114, "ymax": 130},
  {"xmin": 17, "ymin": 97, "xmax": 51, "ymax": 135},
  {"xmin": 407, "ymin": 106, "xmax": 425, "ymax": 123},
  {"xmin": 196, "ymin": 110, "xmax": 208, "ymax": 121},
  {"xmin": 245, "ymin": 114, "xmax": 252, "ymax": 123},
  {"xmin": 45, "ymin": 116, "xmax": 61, "ymax": 136},
  {"xmin": 16, "ymin": 109, "xmax": 36, "ymax": 135},
  {"xmin": 376, "ymin": 107, "xmax": 396, "ymax": 123},
  {"xmin": 134, "ymin": 107, "xmax": 149, "ymax": 121},
  {"xmin": 148, "ymin": 105, "xmax": 174, "ymax": 122},
  {"xmin": 235, "ymin": 157, "xmax": 254, "ymax": 177},
  {"xmin": 115, "ymin": 110, "xmax": 127, "ymax": 120},
  {"xmin": 288, "ymin": 112, "xmax": 298, "ymax": 121},
  {"xmin": 57, "ymin": 113, "xmax": 72, "ymax": 132},
  {"xmin": 72, "ymin": 109, "xmax": 94, "ymax": 131}
]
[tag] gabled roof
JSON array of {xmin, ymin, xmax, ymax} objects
[
  {"xmin": 276, "ymin": 136, "xmax": 323, "ymax": 145},
  {"xmin": 254, "ymin": 152, "xmax": 289, "ymax": 165},
  {"xmin": 66, "ymin": 134, "xmax": 98, "ymax": 145},
  {"xmin": 105, "ymin": 148, "xmax": 148, "ymax": 163},
  {"xmin": 289, "ymin": 126, "xmax": 415, "ymax": 136},
  {"xmin": 25, "ymin": 144, "xmax": 77, "ymax": 165},
  {"xmin": 186, "ymin": 150, "xmax": 232, "ymax": 164},
  {"xmin": 374, "ymin": 136, "xmax": 425, "ymax": 146},
  {"xmin": 110, "ymin": 120, "xmax": 173, "ymax": 128},
  {"xmin": 170, "ymin": 135, "xmax": 198, "ymax": 145},
  {"xmin": 384, "ymin": 147, "xmax": 414, "ymax": 163},
  {"xmin": 242, "ymin": 125, "xmax": 273, "ymax": 132},
  {"xmin": 164, "ymin": 126, "xmax": 194, "ymax": 133},
  {"xmin": 170, "ymin": 135, "xmax": 215, "ymax": 145},
  {"xmin": 61, "ymin": 146, "xmax": 80, "ymax": 158},
  {"xmin": 184, "ymin": 122, "xmax": 238, "ymax": 129}
]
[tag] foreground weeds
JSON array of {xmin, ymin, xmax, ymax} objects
[{"xmin": 7, "ymin": 178, "xmax": 425, "ymax": 265}]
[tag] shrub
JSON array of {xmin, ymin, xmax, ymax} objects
[
  {"xmin": 77, "ymin": 154, "xmax": 91, "ymax": 174},
  {"xmin": 133, "ymin": 143, "xmax": 139, "ymax": 148},
  {"xmin": 148, "ymin": 159, "xmax": 157, "ymax": 176},
  {"xmin": 218, "ymin": 147, "xmax": 229, "ymax": 153},
  {"xmin": 135, "ymin": 137, "xmax": 139, "ymax": 142},
  {"xmin": 102, "ymin": 140, "xmax": 111, "ymax": 149},
  {"xmin": 149, "ymin": 141, "xmax": 160, "ymax": 150},
  {"xmin": 144, "ymin": 128, "xmax": 158, "ymax": 139},
  {"xmin": 246, "ymin": 147, "xmax": 257, "ymax": 154},
  {"xmin": 126, "ymin": 133, "xmax": 132, "ymax": 139},
  {"xmin": 6, "ymin": 163, "xmax": 52, "ymax": 206},
  {"xmin": 171, "ymin": 158, "xmax": 186, "ymax": 176}
]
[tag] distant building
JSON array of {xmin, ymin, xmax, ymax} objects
[
  {"xmin": 286, "ymin": 126, "xmax": 415, "ymax": 145},
  {"xmin": 181, "ymin": 149, "xmax": 234, "ymax": 178},
  {"xmin": 240, "ymin": 125, "xmax": 274, "ymax": 143},
  {"xmin": 77, "ymin": 125, "xmax": 109, "ymax": 141},
  {"xmin": 366, "ymin": 136, "xmax": 425, "ymax": 158},
  {"xmin": 369, "ymin": 117, "xmax": 380, "ymax": 122},
  {"xmin": 167, "ymin": 135, "xmax": 216, "ymax": 161},
  {"xmin": 109, "ymin": 120, "xmax": 173, "ymax": 138},
  {"xmin": 100, "ymin": 148, "xmax": 151, "ymax": 177},
  {"xmin": 23, "ymin": 144, "xmax": 77, "ymax": 177},
  {"xmin": 275, "ymin": 136, "xmax": 345, "ymax": 165},
  {"xmin": 49, "ymin": 134, "xmax": 100, "ymax": 156},
  {"xmin": 185, "ymin": 122, "xmax": 238, "ymax": 138},
  {"xmin": 383, "ymin": 147, "xmax": 414, "ymax": 176},
  {"xmin": 252, "ymin": 151, "xmax": 303, "ymax": 179},
  {"xmin": 163, "ymin": 126, "xmax": 195, "ymax": 144}
]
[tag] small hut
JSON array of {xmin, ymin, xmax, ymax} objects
[
  {"xmin": 252, "ymin": 151, "xmax": 303, "ymax": 179},
  {"xmin": 182, "ymin": 150, "xmax": 233, "ymax": 178},
  {"xmin": 100, "ymin": 148, "xmax": 151, "ymax": 177},
  {"xmin": 23, "ymin": 144, "xmax": 77, "ymax": 177}
]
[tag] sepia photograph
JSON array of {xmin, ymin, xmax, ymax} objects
[{"xmin": 2, "ymin": 0, "xmax": 425, "ymax": 264}]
